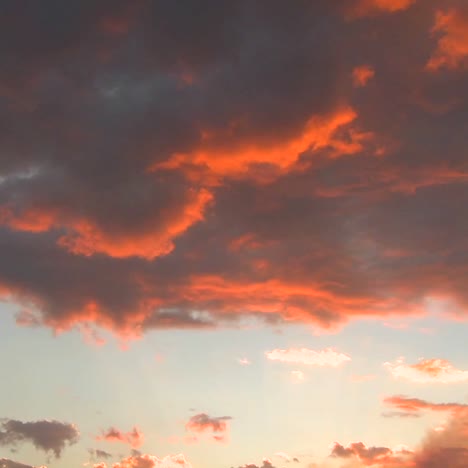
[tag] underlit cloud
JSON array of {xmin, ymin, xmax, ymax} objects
[
  {"xmin": 265, "ymin": 348, "xmax": 351, "ymax": 367},
  {"xmin": 0, "ymin": 419, "xmax": 78, "ymax": 458},
  {"xmin": 384, "ymin": 357, "xmax": 468, "ymax": 383}
]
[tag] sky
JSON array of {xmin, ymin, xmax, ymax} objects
[{"xmin": 0, "ymin": 0, "xmax": 468, "ymax": 467}]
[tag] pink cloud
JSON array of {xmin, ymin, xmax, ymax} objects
[
  {"xmin": 185, "ymin": 413, "xmax": 232, "ymax": 443},
  {"xmin": 97, "ymin": 427, "xmax": 144, "ymax": 448}
]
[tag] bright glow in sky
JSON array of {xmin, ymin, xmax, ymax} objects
[{"xmin": 1, "ymin": 1, "xmax": 468, "ymax": 467}]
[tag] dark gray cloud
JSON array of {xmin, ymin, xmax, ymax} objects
[
  {"xmin": 0, "ymin": 419, "xmax": 79, "ymax": 458},
  {"xmin": 0, "ymin": 459, "xmax": 44, "ymax": 468}
]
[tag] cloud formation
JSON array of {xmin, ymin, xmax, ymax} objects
[
  {"xmin": 0, "ymin": 419, "xmax": 78, "ymax": 458},
  {"xmin": 266, "ymin": 348, "xmax": 351, "ymax": 367},
  {"xmin": 384, "ymin": 357, "xmax": 468, "ymax": 383}
]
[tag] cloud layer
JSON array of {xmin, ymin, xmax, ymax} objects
[{"xmin": 0, "ymin": 0, "xmax": 467, "ymax": 340}]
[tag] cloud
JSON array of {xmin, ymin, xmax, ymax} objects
[
  {"xmin": 0, "ymin": 0, "xmax": 468, "ymax": 338},
  {"xmin": 0, "ymin": 460, "xmax": 46, "ymax": 468},
  {"xmin": 330, "ymin": 441, "xmax": 413, "ymax": 466},
  {"xmin": 238, "ymin": 358, "xmax": 251, "ymax": 366},
  {"xmin": 343, "ymin": 0, "xmax": 416, "ymax": 19},
  {"xmin": 426, "ymin": 8, "xmax": 468, "ymax": 71},
  {"xmin": 330, "ymin": 408, "xmax": 468, "ymax": 467},
  {"xmin": 97, "ymin": 427, "xmax": 144, "ymax": 448},
  {"xmin": 185, "ymin": 413, "xmax": 232, "ymax": 443},
  {"xmin": 0, "ymin": 419, "xmax": 78, "ymax": 458},
  {"xmin": 266, "ymin": 348, "xmax": 351, "ymax": 367},
  {"xmin": 274, "ymin": 452, "xmax": 300, "ymax": 463},
  {"xmin": 384, "ymin": 357, "xmax": 468, "ymax": 383},
  {"xmin": 108, "ymin": 453, "xmax": 192, "ymax": 468},
  {"xmin": 352, "ymin": 65, "xmax": 375, "ymax": 87},
  {"xmin": 88, "ymin": 449, "xmax": 113, "ymax": 460},
  {"xmin": 236, "ymin": 459, "xmax": 276, "ymax": 468},
  {"xmin": 383, "ymin": 395, "xmax": 468, "ymax": 416}
]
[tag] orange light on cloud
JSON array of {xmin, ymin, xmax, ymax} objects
[
  {"xmin": 384, "ymin": 358, "xmax": 468, "ymax": 383},
  {"xmin": 97, "ymin": 426, "xmax": 144, "ymax": 448},
  {"xmin": 426, "ymin": 9, "xmax": 468, "ymax": 71},
  {"xmin": 352, "ymin": 65, "xmax": 375, "ymax": 87},
  {"xmin": 151, "ymin": 107, "xmax": 368, "ymax": 182},
  {"xmin": 0, "ymin": 189, "xmax": 213, "ymax": 260}
]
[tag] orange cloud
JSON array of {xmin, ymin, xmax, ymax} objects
[
  {"xmin": 384, "ymin": 358, "xmax": 468, "ymax": 383},
  {"xmin": 151, "ymin": 107, "xmax": 370, "ymax": 183},
  {"xmin": 383, "ymin": 395, "xmax": 468, "ymax": 415},
  {"xmin": 426, "ymin": 9, "xmax": 468, "ymax": 71},
  {"xmin": 97, "ymin": 427, "xmax": 144, "ymax": 448},
  {"xmin": 265, "ymin": 348, "xmax": 351, "ymax": 367},
  {"xmin": 0, "ymin": 188, "xmax": 213, "ymax": 260},
  {"xmin": 344, "ymin": 0, "xmax": 416, "ymax": 19},
  {"xmin": 352, "ymin": 65, "xmax": 375, "ymax": 87}
]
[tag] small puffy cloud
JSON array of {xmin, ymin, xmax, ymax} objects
[
  {"xmin": 352, "ymin": 65, "xmax": 375, "ymax": 87},
  {"xmin": 426, "ymin": 8, "xmax": 468, "ymax": 71},
  {"xmin": 265, "ymin": 348, "xmax": 350, "ymax": 367},
  {"xmin": 112, "ymin": 453, "xmax": 192, "ymax": 468},
  {"xmin": 0, "ymin": 419, "xmax": 79, "ymax": 458},
  {"xmin": 185, "ymin": 413, "xmax": 232, "ymax": 443},
  {"xmin": 383, "ymin": 395, "xmax": 468, "ymax": 416},
  {"xmin": 97, "ymin": 427, "xmax": 144, "ymax": 448},
  {"xmin": 384, "ymin": 357, "xmax": 468, "ymax": 383}
]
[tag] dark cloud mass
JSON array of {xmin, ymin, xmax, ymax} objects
[
  {"xmin": 0, "ymin": 0, "xmax": 467, "ymax": 336},
  {"xmin": 0, "ymin": 419, "xmax": 79, "ymax": 458}
]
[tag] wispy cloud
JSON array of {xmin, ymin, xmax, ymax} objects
[{"xmin": 266, "ymin": 348, "xmax": 350, "ymax": 367}]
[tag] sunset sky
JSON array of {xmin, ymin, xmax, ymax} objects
[{"xmin": 1, "ymin": 1, "xmax": 468, "ymax": 467}]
